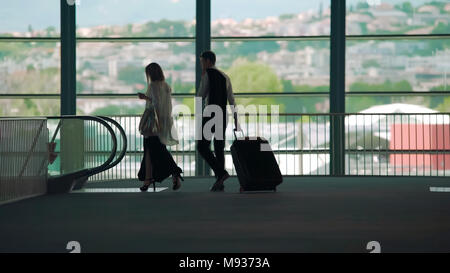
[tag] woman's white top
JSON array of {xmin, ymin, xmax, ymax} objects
[{"xmin": 145, "ymin": 81, "xmax": 179, "ymax": 146}]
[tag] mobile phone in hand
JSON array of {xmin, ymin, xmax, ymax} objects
[{"xmin": 138, "ymin": 92, "xmax": 146, "ymax": 99}]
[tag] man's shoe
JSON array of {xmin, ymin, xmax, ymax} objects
[
  {"xmin": 210, "ymin": 183, "xmax": 225, "ymax": 192},
  {"xmin": 210, "ymin": 172, "xmax": 229, "ymax": 192}
]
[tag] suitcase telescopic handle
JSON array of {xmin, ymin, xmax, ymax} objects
[
  {"xmin": 233, "ymin": 128, "xmax": 245, "ymax": 139},
  {"xmin": 233, "ymin": 119, "xmax": 245, "ymax": 139}
]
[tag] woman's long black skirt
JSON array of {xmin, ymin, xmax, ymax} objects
[{"xmin": 138, "ymin": 136, "xmax": 182, "ymax": 183}]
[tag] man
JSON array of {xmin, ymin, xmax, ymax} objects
[{"xmin": 197, "ymin": 50, "xmax": 239, "ymax": 192}]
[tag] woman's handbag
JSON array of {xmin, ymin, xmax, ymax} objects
[{"xmin": 139, "ymin": 105, "xmax": 160, "ymax": 136}]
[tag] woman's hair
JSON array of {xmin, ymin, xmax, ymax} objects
[
  {"xmin": 145, "ymin": 62, "xmax": 165, "ymax": 82},
  {"xmin": 200, "ymin": 50, "xmax": 216, "ymax": 65}
]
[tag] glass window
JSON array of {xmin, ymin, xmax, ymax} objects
[
  {"xmin": 212, "ymin": 0, "xmax": 331, "ymax": 36},
  {"xmin": 0, "ymin": 42, "xmax": 61, "ymax": 94},
  {"xmin": 76, "ymin": 42, "xmax": 195, "ymax": 94},
  {"xmin": 346, "ymin": 0, "xmax": 450, "ymax": 35},
  {"xmin": 344, "ymin": 110, "xmax": 450, "ymax": 176},
  {"xmin": 76, "ymin": 0, "xmax": 195, "ymax": 37},
  {"xmin": 77, "ymin": 97, "xmax": 192, "ymax": 115},
  {"xmin": 212, "ymin": 41, "xmax": 330, "ymax": 93},
  {"xmin": 346, "ymin": 39, "xmax": 450, "ymax": 92},
  {"xmin": 346, "ymin": 94, "xmax": 450, "ymax": 113},
  {"xmin": 0, "ymin": 0, "xmax": 60, "ymax": 37},
  {"xmin": 0, "ymin": 98, "xmax": 60, "ymax": 116},
  {"xmin": 234, "ymin": 95, "xmax": 329, "ymax": 113},
  {"xmin": 77, "ymin": 98, "xmax": 145, "ymax": 115}
]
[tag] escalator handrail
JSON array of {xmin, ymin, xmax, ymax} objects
[
  {"xmin": 47, "ymin": 115, "xmax": 118, "ymax": 178},
  {"xmin": 96, "ymin": 116, "xmax": 128, "ymax": 174}
]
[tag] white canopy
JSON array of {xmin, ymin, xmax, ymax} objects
[{"xmin": 346, "ymin": 103, "xmax": 450, "ymax": 126}]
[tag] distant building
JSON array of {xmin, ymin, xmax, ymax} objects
[{"xmin": 417, "ymin": 5, "xmax": 440, "ymax": 15}]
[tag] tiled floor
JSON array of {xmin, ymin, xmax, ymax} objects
[{"xmin": 1, "ymin": 176, "xmax": 449, "ymax": 253}]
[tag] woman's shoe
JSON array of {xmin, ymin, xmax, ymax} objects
[
  {"xmin": 140, "ymin": 178, "xmax": 156, "ymax": 192},
  {"xmin": 172, "ymin": 174, "xmax": 184, "ymax": 191}
]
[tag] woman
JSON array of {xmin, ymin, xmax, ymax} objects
[{"xmin": 137, "ymin": 62, "xmax": 183, "ymax": 191}]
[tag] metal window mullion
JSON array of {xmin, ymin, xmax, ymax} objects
[
  {"xmin": 356, "ymin": 114, "xmax": 358, "ymax": 175},
  {"xmin": 309, "ymin": 115, "xmax": 311, "ymax": 174},
  {"xmin": 386, "ymin": 115, "xmax": 389, "ymax": 176},
  {"xmin": 422, "ymin": 115, "xmax": 425, "ymax": 176},
  {"xmin": 316, "ymin": 116, "xmax": 319, "ymax": 175},
  {"xmin": 347, "ymin": 114, "xmax": 350, "ymax": 175},
  {"xmin": 60, "ymin": 0, "xmax": 76, "ymax": 115},
  {"xmin": 330, "ymin": 0, "xmax": 346, "ymax": 176},
  {"xmin": 435, "ymin": 115, "xmax": 438, "ymax": 176},
  {"xmin": 195, "ymin": 0, "xmax": 210, "ymax": 176},
  {"xmin": 408, "ymin": 115, "xmax": 411, "ymax": 176},
  {"xmin": 371, "ymin": 115, "xmax": 373, "ymax": 175},
  {"xmin": 415, "ymin": 115, "xmax": 418, "ymax": 176},
  {"xmin": 363, "ymin": 114, "xmax": 366, "ymax": 175}
]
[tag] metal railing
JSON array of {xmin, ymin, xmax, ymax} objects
[
  {"xmin": 0, "ymin": 118, "xmax": 48, "ymax": 205},
  {"xmin": 45, "ymin": 115, "xmax": 127, "ymax": 193},
  {"xmin": 46, "ymin": 116, "xmax": 118, "ymax": 177},
  {"xmin": 81, "ymin": 112, "xmax": 450, "ymax": 183}
]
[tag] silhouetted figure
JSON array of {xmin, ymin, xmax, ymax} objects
[
  {"xmin": 137, "ymin": 62, "xmax": 183, "ymax": 191},
  {"xmin": 197, "ymin": 51, "xmax": 239, "ymax": 192}
]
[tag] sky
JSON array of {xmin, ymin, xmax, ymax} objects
[{"xmin": 0, "ymin": 0, "xmax": 441, "ymax": 33}]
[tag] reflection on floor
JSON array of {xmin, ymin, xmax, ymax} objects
[{"xmin": 429, "ymin": 187, "xmax": 450, "ymax": 192}]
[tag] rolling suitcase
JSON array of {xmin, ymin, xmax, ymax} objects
[{"xmin": 230, "ymin": 129, "xmax": 283, "ymax": 192}]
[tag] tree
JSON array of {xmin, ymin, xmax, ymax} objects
[
  {"xmin": 430, "ymin": 85, "xmax": 449, "ymax": 109},
  {"xmin": 3, "ymin": 67, "xmax": 60, "ymax": 116},
  {"xmin": 143, "ymin": 19, "xmax": 189, "ymax": 37},
  {"xmin": 214, "ymin": 41, "xmax": 280, "ymax": 65},
  {"xmin": 392, "ymin": 80, "xmax": 413, "ymax": 91},
  {"xmin": 0, "ymin": 43, "xmax": 28, "ymax": 61},
  {"xmin": 427, "ymin": 22, "xmax": 450, "ymax": 53},
  {"xmin": 356, "ymin": 2, "xmax": 369, "ymax": 10},
  {"xmin": 430, "ymin": 85, "xmax": 449, "ymax": 91},
  {"xmin": 362, "ymin": 59, "xmax": 380, "ymax": 68},
  {"xmin": 280, "ymin": 80, "xmax": 329, "ymax": 113},
  {"xmin": 126, "ymin": 24, "xmax": 133, "ymax": 36},
  {"xmin": 237, "ymin": 41, "xmax": 280, "ymax": 57},
  {"xmin": 359, "ymin": 22, "xmax": 368, "ymax": 35},
  {"xmin": 347, "ymin": 96, "xmax": 379, "ymax": 113},
  {"xmin": 395, "ymin": 2, "xmax": 414, "ymax": 14},
  {"xmin": 226, "ymin": 59, "xmax": 283, "ymax": 110},
  {"xmin": 169, "ymin": 42, "xmax": 195, "ymax": 55},
  {"xmin": 26, "ymin": 64, "xmax": 36, "ymax": 71},
  {"xmin": 227, "ymin": 59, "xmax": 282, "ymax": 93},
  {"xmin": 437, "ymin": 97, "xmax": 450, "ymax": 112},
  {"xmin": 286, "ymin": 40, "xmax": 328, "ymax": 52},
  {"xmin": 166, "ymin": 78, "xmax": 194, "ymax": 94},
  {"xmin": 92, "ymin": 104, "xmax": 144, "ymax": 115},
  {"xmin": 432, "ymin": 22, "xmax": 450, "ymax": 35},
  {"xmin": 76, "ymin": 80, "xmax": 86, "ymax": 94},
  {"xmin": 118, "ymin": 65, "xmax": 146, "ymax": 87},
  {"xmin": 349, "ymin": 80, "xmax": 412, "ymax": 92},
  {"xmin": 45, "ymin": 26, "xmax": 56, "ymax": 36},
  {"xmin": 81, "ymin": 61, "xmax": 94, "ymax": 71},
  {"xmin": 279, "ymin": 14, "xmax": 296, "ymax": 20},
  {"xmin": 347, "ymin": 80, "xmax": 415, "ymax": 112}
]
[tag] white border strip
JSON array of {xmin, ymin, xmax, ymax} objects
[
  {"xmin": 71, "ymin": 187, "xmax": 168, "ymax": 193},
  {"xmin": 429, "ymin": 187, "xmax": 450, "ymax": 192}
]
